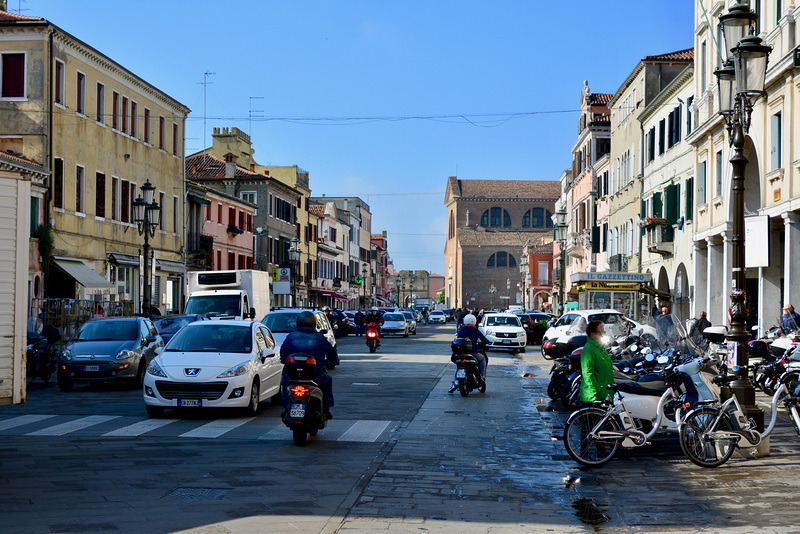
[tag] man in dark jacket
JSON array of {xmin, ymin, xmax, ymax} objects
[
  {"xmin": 689, "ymin": 311, "xmax": 712, "ymax": 344},
  {"xmin": 280, "ymin": 311, "xmax": 340, "ymax": 418},
  {"xmin": 354, "ymin": 309, "xmax": 365, "ymax": 336}
]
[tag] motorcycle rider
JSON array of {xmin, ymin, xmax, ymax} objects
[
  {"xmin": 579, "ymin": 319, "xmax": 614, "ymax": 403},
  {"xmin": 366, "ymin": 306, "xmax": 384, "ymax": 330},
  {"xmin": 322, "ymin": 306, "xmax": 339, "ymax": 336},
  {"xmin": 280, "ymin": 310, "xmax": 340, "ymax": 419},
  {"xmin": 449, "ymin": 313, "xmax": 490, "ymax": 393}
]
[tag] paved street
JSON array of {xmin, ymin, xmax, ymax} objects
[{"xmin": 3, "ymin": 324, "xmax": 800, "ymax": 533}]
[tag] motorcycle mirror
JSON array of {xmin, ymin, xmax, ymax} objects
[
  {"xmin": 751, "ymin": 325, "xmax": 759, "ymax": 331},
  {"xmin": 645, "ymin": 353, "xmax": 655, "ymax": 362},
  {"xmin": 657, "ymin": 355, "xmax": 670, "ymax": 365},
  {"xmin": 629, "ymin": 344, "xmax": 638, "ymax": 352},
  {"xmin": 642, "ymin": 347, "xmax": 652, "ymax": 354},
  {"xmin": 623, "ymin": 367, "xmax": 631, "ymax": 373}
]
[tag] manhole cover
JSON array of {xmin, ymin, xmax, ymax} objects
[{"xmin": 162, "ymin": 487, "xmax": 232, "ymax": 500}]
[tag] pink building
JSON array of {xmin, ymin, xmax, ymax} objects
[{"xmin": 199, "ymin": 186, "xmax": 255, "ymax": 271}]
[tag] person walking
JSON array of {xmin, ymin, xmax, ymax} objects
[
  {"xmin": 354, "ymin": 309, "xmax": 365, "ymax": 336},
  {"xmin": 454, "ymin": 308, "xmax": 463, "ymax": 332},
  {"xmin": 579, "ymin": 320, "xmax": 614, "ymax": 403},
  {"xmin": 689, "ymin": 311, "xmax": 711, "ymax": 345}
]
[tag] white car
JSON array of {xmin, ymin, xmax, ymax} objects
[
  {"xmin": 143, "ymin": 321, "xmax": 283, "ymax": 417},
  {"xmin": 260, "ymin": 309, "xmax": 336, "ymax": 349},
  {"xmin": 401, "ymin": 311, "xmax": 417, "ymax": 335},
  {"xmin": 428, "ymin": 310, "xmax": 447, "ymax": 324},
  {"xmin": 541, "ymin": 309, "xmax": 656, "ymax": 358},
  {"xmin": 381, "ymin": 312, "xmax": 410, "ymax": 337},
  {"xmin": 478, "ymin": 313, "xmax": 527, "ymax": 352}
]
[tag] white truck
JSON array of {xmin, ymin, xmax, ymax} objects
[{"xmin": 185, "ymin": 270, "xmax": 270, "ymax": 321}]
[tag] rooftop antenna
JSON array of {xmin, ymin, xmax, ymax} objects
[
  {"xmin": 249, "ymin": 96, "xmax": 264, "ymax": 137},
  {"xmin": 13, "ymin": 0, "xmax": 30, "ymax": 14},
  {"xmin": 198, "ymin": 71, "xmax": 215, "ymax": 161}
]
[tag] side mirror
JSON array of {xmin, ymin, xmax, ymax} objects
[
  {"xmin": 249, "ymin": 307, "xmax": 257, "ymax": 319},
  {"xmin": 145, "ymin": 335, "xmax": 157, "ymax": 344},
  {"xmin": 320, "ymin": 329, "xmax": 329, "ymax": 335}
]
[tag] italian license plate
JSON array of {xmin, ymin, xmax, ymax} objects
[
  {"xmin": 290, "ymin": 403, "xmax": 306, "ymax": 418},
  {"xmin": 83, "ymin": 365, "xmax": 100, "ymax": 371},
  {"xmin": 177, "ymin": 399, "xmax": 201, "ymax": 407},
  {"xmin": 502, "ymin": 340, "xmax": 511, "ymax": 344},
  {"xmin": 456, "ymin": 368, "xmax": 466, "ymax": 378}
]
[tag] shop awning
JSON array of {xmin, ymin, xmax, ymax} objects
[
  {"xmin": 314, "ymin": 289, "xmax": 349, "ymax": 302},
  {"xmin": 375, "ymin": 297, "xmax": 392, "ymax": 304},
  {"xmin": 188, "ymin": 194, "xmax": 210, "ymax": 205},
  {"xmin": 53, "ymin": 258, "xmax": 113, "ymax": 288},
  {"xmin": 107, "ymin": 253, "xmax": 140, "ymax": 266},
  {"xmin": 641, "ymin": 285, "xmax": 672, "ymax": 300},
  {"xmin": 156, "ymin": 259, "xmax": 186, "ymax": 274}
]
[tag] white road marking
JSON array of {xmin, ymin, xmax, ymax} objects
[
  {"xmin": 0, "ymin": 414, "xmax": 57, "ymax": 431},
  {"xmin": 179, "ymin": 417, "xmax": 255, "ymax": 438},
  {"xmin": 337, "ymin": 420, "xmax": 391, "ymax": 442},
  {"xmin": 102, "ymin": 418, "xmax": 177, "ymax": 437},
  {"xmin": 26, "ymin": 415, "xmax": 121, "ymax": 436}
]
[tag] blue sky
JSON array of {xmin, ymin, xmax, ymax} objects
[{"xmin": 22, "ymin": 0, "xmax": 694, "ymax": 275}]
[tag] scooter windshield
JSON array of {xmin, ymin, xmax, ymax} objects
[{"xmin": 643, "ymin": 313, "xmax": 701, "ymax": 358}]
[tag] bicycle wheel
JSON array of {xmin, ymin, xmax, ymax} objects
[
  {"xmin": 679, "ymin": 408, "xmax": 737, "ymax": 468},
  {"xmin": 563, "ymin": 407, "xmax": 622, "ymax": 467}
]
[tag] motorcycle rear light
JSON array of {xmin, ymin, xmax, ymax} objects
[
  {"xmin": 286, "ymin": 356, "xmax": 296, "ymax": 364},
  {"xmin": 290, "ymin": 385, "xmax": 309, "ymax": 396},
  {"xmin": 305, "ymin": 357, "xmax": 316, "ymax": 366},
  {"xmin": 543, "ymin": 341, "xmax": 553, "ymax": 348}
]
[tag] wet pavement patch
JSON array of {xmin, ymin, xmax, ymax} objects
[
  {"xmin": 571, "ymin": 497, "xmax": 611, "ymax": 525},
  {"xmin": 162, "ymin": 487, "xmax": 232, "ymax": 500}
]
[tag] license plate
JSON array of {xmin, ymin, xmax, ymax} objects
[
  {"xmin": 456, "ymin": 368, "xmax": 466, "ymax": 378},
  {"xmin": 290, "ymin": 403, "xmax": 306, "ymax": 418},
  {"xmin": 83, "ymin": 365, "xmax": 100, "ymax": 371},
  {"xmin": 177, "ymin": 399, "xmax": 201, "ymax": 407},
  {"xmin": 502, "ymin": 340, "xmax": 511, "ymax": 344}
]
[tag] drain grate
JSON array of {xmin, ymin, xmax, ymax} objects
[{"xmin": 162, "ymin": 487, "xmax": 232, "ymax": 500}]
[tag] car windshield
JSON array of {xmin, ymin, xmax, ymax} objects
[
  {"xmin": 154, "ymin": 316, "xmax": 196, "ymax": 333},
  {"xmin": 384, "ymin": 313, "xmax": 404, "ymax": 321},
  {"xmin": 75, "ymin": 320, "xmax": 138, "ymax": 341},
  {"xmin": 262, "ymin": 313, "xmax": 301, "ymax": 333},
  {"xmin": 431, "ymin": 311, "xmax": 444, "ymax": 316},
  {"xmin": 184, "ymin": 295, "xmax": 241, "ymax": 318},
  {"xmin": 167, "ymin": 324, "xmax": 252, "ymax": 353},
  {"xmin": 402, "ymin": 312, "xmax": 414, "ymax": 321},
  {"xmin": 486, "ymin": 316, "xmax": 521, "ymax": 327}
]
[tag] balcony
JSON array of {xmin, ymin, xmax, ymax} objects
[
  {"xmin": 566, "ymin": 230, "xmax": 590, "ymax": 259},
  {"xmin": 608, "ymin": 254, "xmax": 628, "ymax": 272},
  {"xmin": 645, "ymin": 221, "xmax": 674, "ymax": 256}
]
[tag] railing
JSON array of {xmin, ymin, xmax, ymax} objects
[
  {"xmin": 646, "ymin": 223, "xmax": 674, "ymax": 255},
  {"xmin": 28, "ymin": 298, "xmax": 135, "ymax": 339},
  {"xmin": 609, "ymin": 254, "xmax": 628, "ymax": 272}
]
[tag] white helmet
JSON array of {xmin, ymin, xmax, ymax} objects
[
  {"xmin": 463, "ymin": 314, "xmax": 477, "ymax": 325},
  {"xmin": 372, "ymin": 306, "xmax": 379, "ymax": 311}
]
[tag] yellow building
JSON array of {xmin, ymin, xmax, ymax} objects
[{"xmin": 0, "ymin": 7, "xmax": 190, "ymax": 312}]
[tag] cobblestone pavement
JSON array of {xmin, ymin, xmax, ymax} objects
[{"xmin": 329, "ymin": 347, "xmax": 800, "ymax": 534}]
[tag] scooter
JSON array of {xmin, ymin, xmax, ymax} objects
[
  {"xmin": 281, "ymin": 353, "xmax": 328, "ymax": 446},
  {"xmin": 26, "ymin": 319, "xmax": 61, "ymax": 383},
  {"xmin": 450, "ymin": 338, "xmax": 486, "ymax": 397},
  {"xmin": 366, "ymin": 322, "xmax": 381, "ymax": 353}
]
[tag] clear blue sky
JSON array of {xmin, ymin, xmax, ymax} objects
[{"xmin": 22, "ymin": 0, "xmax": 694, "ymax": 275}]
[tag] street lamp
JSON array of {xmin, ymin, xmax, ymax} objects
[
  {"xmin": 715, "ymin": 2, "xmax": 771, "ymax": 429},
  {"xmin": 554, "ymin": 208, "xmax": 568, "ymax": 316},
  {"xmin": 132, "ymin": 179, "xmax": 160, "ymax": 315},
  {"xmin": 489, "ymin": 284, "xmax": 496, "ymax": 310},
  {"xmin": 289, "ymin": 236, "xmax": 301, "ymax": 307},
  {"xmin": 361, "ymin": 265, "xmax": 368, "ymax": 308},
  {"xmin": 520, "ymin": 250, "xmax": 529, "ymax": 310},
  {"xmin": 409, "ymin": 276, "xmax": 415, "ymax": 309}
]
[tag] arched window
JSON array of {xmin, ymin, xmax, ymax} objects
[
  {"xmin": 486, "ymin": 252, "xmax": 517, "ymax": 268},
  {"xmin": 487, "ymin": 254, "xmax": 495, "ymax": 268},
  {"xmin": 509, "ymin": 254, "xmax": 517, "ymax": 267},
  {"xmin": 522, "ymin": 208, "xmax": 554, "ymax": 228},
  {"xmin": 532, "ymin": 208, "xmax": 544, "ymax": 227},
  {"xmin": 522, "ymin": 211, "xmax": 530, "ymax": 228},
  {"xmin": 497, "ymin": 251, "xmax": 507, "ymax": 267},
  {"xmin": 481, "ymin": 207, "xmax": 511, "ymax": 227}
]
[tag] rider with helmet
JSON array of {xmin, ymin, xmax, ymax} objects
[
  {"xmin": 321, "ymin": 305, "xmax": 339, "ymax": 336},
  {"xmin": 367, "ymin": 306, "xmax": 384, "ymax": 329},
  {"xmin": 450, "ymin": 313, "xmax": 489, "ymax": 393},
  {"xmin": 280, "ymin": 310, "xmax": 340, "ymax": 418}
]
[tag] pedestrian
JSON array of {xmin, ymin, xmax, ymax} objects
[
  {"xmin": 652, "ymin": 304, "xmax": 659, "ymax": 316},
  {"xmin": 454, "ymin": 308, "xmax": 463, "ymax": 332},
  {"xmin": 689, "ymin": 311, "xmax": 711, "ymax": 345},
  {"xmin": 354, "ymin": 309, "xmax": 365, "ymax": 336},
  {"xmin": 579, "ymin": 320, "xmax": 614, "ymax": 403},
  {"xmin": 783, "ymin": 304, "xmax": 800, "ymax": 332}
]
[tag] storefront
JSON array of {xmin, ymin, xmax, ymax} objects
[{"xmin": 570, "ymin": 272, "xmax": 653, "ymax": 320}]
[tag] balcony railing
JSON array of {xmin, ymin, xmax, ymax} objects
[
  {"xmin": 646, "ymin": 224, "xmax": 674, "ymax": 256},
  {"xmin": 609, "ymin": 254, "xmax": 628, "ymax": 272}
]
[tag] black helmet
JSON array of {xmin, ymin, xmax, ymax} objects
[{"xmin": 297, "ymin": 311, "xmax": 317, "ymax": 329}]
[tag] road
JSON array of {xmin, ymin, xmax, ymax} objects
[{"xmin": 2, "ymin": 324, "xmax": 800, "ymax": 533}]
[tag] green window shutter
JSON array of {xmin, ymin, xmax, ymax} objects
[
  {"xmin": 653, "ymin": 192, "xmax": 663, "ymax": 218},
  {"xmin": 685, "ymin": 177, "xmax": 694, "ymax": 221},
  {"xmin": 666, "ymin": 184, "xmax": 678, "ymax": 224},
  {"xmin": 592, "ymin": 226, "xmax": 600, "ymax": 253}
]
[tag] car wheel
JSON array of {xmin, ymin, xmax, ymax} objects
[
  {"xmin": 146, "ymin": 405, "xmax": 165, "ymax": 418},
  {"xmin": 245, "ymin": 379, "xmax": 259, "ymax": 416}
]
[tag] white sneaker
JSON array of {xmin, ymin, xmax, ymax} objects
[{"xmin": 448, "ymin": 383, "xmax": 457, "ymax": 393}]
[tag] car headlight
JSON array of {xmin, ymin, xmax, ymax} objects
[
  {"xmin": 61, "ymin": 346, "xmax": 74, "ymax": 361},
  {"xmin": 147, "ymin": 360, "xmax": 167, "ymax": 377},
  {"xmin": 486, "ymin": 329, "xmax": 493, "ymax": 336},
  {"xmin": 217, "ymin": 360, "xmax": 251, "ymax": 378},
  {"xmin": 115, "ymin": 349, "xmax": 135, "ymax": 360},
  {"xmin": 517, "ymin": 331, "xmax": 526, "ymax": 338}
]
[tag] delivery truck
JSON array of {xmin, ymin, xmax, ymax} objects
[{"xmin": 185, "ymin": 270, "xmax": 270, "ymax": 320}]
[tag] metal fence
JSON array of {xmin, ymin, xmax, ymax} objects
[{"xmin": 28, "ymin": 298, "xmax": 135, "ymax": 339}]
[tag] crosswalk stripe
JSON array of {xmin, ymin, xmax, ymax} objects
[
  {"xmin": 102, "ymin": 418, "xmax": 177, "ymax": 437},
  {"xmin": 337, "ymin": 420, "xmax": 391, "ymax": 442},
  {"xmin": 179, "ymin": 417, "xmax": 256, "ymax": 438},
  {"xmin": 0, "ymin": 414, "xmax": 57, "ymax": 431},
  {"xmin": 26, "ymin": 415, "xmax": 121, "ymax": 436}
]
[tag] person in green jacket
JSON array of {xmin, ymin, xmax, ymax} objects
[{"xmin": 579, "ymin": 320, "xmax": 614, "ymax": 403}]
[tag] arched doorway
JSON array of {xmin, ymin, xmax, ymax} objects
[
  {"xmin": 674, "ymin": 263, "xmax": 690, "ymax": 323},
  {"xmin": 658, "ymin": 266, "xmax": 671, "ymax": 311},
  {"xmin": 532, "ymin": 290, "xmax": 552, "ymax": 312}
]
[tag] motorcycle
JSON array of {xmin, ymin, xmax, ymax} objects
[
  {"xmin": 366, "ymin": 322, "xmax": 381, "ymax": 353},
  {"xmin": 450, "ymin": 338, "xmax": 486, "ymax": 397},
  {"xmin": 26, "ymin": 318, "xmax": 61, "ymax": 383},
  {"xmin": 281, "ymin": 352, "xmax": 328, "ymax": 446}
]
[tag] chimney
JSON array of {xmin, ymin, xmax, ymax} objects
[
  {"xmin": 263, "ymin": 170, "xmax": 270, "ymax": 177},
  {"xmin": 0, "ymin": 1, "xmax": 6, "ymax": 12},
  {"xmin": 223, "ymin": 152, "xmax": 238, "ymax": 179},
  {"xmin": 250, "ymin": 163, "xmax": 255, "ymax": 172}
]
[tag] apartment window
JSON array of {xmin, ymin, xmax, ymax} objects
[
  {"xmin": 130, "ymin": 101, "xmax": 137, "ymax": 138},
  {"xmin": 112, "ymin": 91, "xmax": 119, "ymax": 130},
  {"xmin": 159, "ymin": 192, "xmax": 165, "ymax": 230},
  {"xmin": 111, "ymin": 176, "xmax": 119, "ymax": 220},
  {"xmin": 698, "ymin": 161, "xmax": 707, "ymax": 205},
  {"xmin": 121, "ymin": 96, "xmax": 128, "ymax": 133},
  {"xmin": 54, "ymin": 59, "xmax": 64, "ymax": 105},
  {"xmin": 158, "ymin": 116, "xmax": 165, "ymax": 150},
  {"xmin": 228, "ymin": 251, "xmax": 235, "ymax": 270},
  {"xmin": 538, "ymin": 262, "xmax": 549, "ymax": 285},
  {"xmin": 206, "ymin": 203, "xmax": 212, "ymax": 222},
  {"xmin": 771, "ymin": 112, "xmax": 782, "ymax": 171},
  {"xmin": 143, "ymin": 108, "xmax": 150, "ymax": 144},
  {"xmin": 238, "ymin": 211, "xmax": 245, "ymax": 230},
  {"xmin": 172, "ymin": 123, "xmax": 178, "ymax": 156},
  {"xmin": 776, "ymin": 0, "xmax": 782, "ymax": 25},
  {"xmin": 95, "ymin": 172, "xmax": 106, "ymax": 218},
  {"xmin": 217, "ymin": 203, "xmax": 222, "ymax": 223},
  {"xmin": 53, "ymin": 157, "xmax": 64, "ymax": 209},
  {"xmin": 75, "ymin": 165, "xmax": 85, "ymax": 214},
  {"xmin": 685, "ymin": 177, "xmax": 694, "ymax": 221},
  {"xmin": 686, "ymin": 96, "xmax": 694, "ymax": 134},
  {"xmin": 129, "ymin": 182, "xmax": 137, "ymax": 223},
  {"xmin": 216, "ymin": 250, "xmax": 222, "ymax": 270},
  {"xmin": 716, "ymin": 150, "xmax": 723, "ymax": 196},
  {"xmin": 269, "ymin": 194, "xmax": 274, "ymax": 216},
  {"xmin": 241, "ymin": 191, "xmax": 257, "ymax": 215},
  {"xmin": 121, "ymin": 179, "xmax": 130, "ymax": 223},
  {"xmin": 96, "ymin": 82, "xmax": 105, "ymax": 124},
  {"xmin": 1, "ymin": 52, "xmax": 25, "ymax": 98},
  {"xmin": 658, "ymin": 119, "xmax": 666, "ymax": 155},
  {"xmin": 76, "ymin": 72, "xmax": 85, "ymax": 115},
  {"xmin": 173, "ymin": 196, "xmax": 179, "ymax": 233}
]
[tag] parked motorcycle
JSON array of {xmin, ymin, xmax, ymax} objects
[
  {"xmin": 281, "ymin": 353, "xmax": 328, "ymax": 446},
  {"xmin": 26, "ymin": 318, "xmax": 61, "ymax": 383},
  {"xmin": 366, "ymin": 322, "xmax": 381, "ymax": 353},
  {"xmin": 450, "ymin": 338, "xmax": 486, "ymax": 397}
]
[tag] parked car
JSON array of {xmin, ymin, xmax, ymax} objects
[
  {"xmin": 401, "ymin": 311, "xmax": 417, "ymax": 335},
  {"xmin": 153, "ymin": 314, "xmax": 209, "ymax": 345},
  {"xmin": 143, "ymin": 320, "xmax": 282, "ymax": 417},
  {"xmin": 58, "ymin": 316, "xmax": 163, "ymax": 391},
  {"xmin": 381, "ymin": 312, "xmax": 410, "ymax": 337},
  {"xmin": 329, "ymin": 309, "xmax": 356, "ymax": 336},
  {"xmin": 517, "ymin": 312, "xmax": 552, "ymax": 344},
  {"xmin": 442, "ymin": 309, "xmax": 455, "ymax": 322},
  {"xmin": 261, "ymin": 309, "xmax": 336, "ymax": 349},
  {"xmin": 428, "ymin": 310, "xmax": 447, "ymax": 324},
  {"xmin": 541, "ymin": 309, "xmax": 653, "ymax": 359},
  {"xmin": 477, "ymin": 313, "xmax": 526, "ymax": 353}
]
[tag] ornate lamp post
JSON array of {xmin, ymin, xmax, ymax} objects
[
  {"xmin": 715, "ymin": 2, "xmax": 771, "ymax": 429},
  {"xmin": 132, "ymin": 179, "xmax": 160, "ymax": 316},
  {"xmin": 409, "ymin": 276, "xmax": 415, "ymax": 309},
  {"xmin": 553, "ymin": 208, "xmax": 568, "ymax": 315},
  {"xmin": 520, "ymin": 250, "xmax": 529, "ymax": 310},
  {"xmin": 289, "ymin": 236, "xmax": 301, "ymax": 307}
]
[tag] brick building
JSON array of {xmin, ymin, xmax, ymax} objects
[{"xmin": 444, "ymin": 177, "xmax": 560, "ymax": 310}]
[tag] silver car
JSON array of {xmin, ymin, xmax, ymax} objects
[
  {"xmin": 261, "ymin": 309, "xmax": 336, "ymax": 349},
  {"xmin": 401, "ymin": 311, "xmax": 417, "ymax": 335}
]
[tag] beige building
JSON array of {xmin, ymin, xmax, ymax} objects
[{"xmin": 0, "ymin": 8, "xmax": 189, "ymax": 313}]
